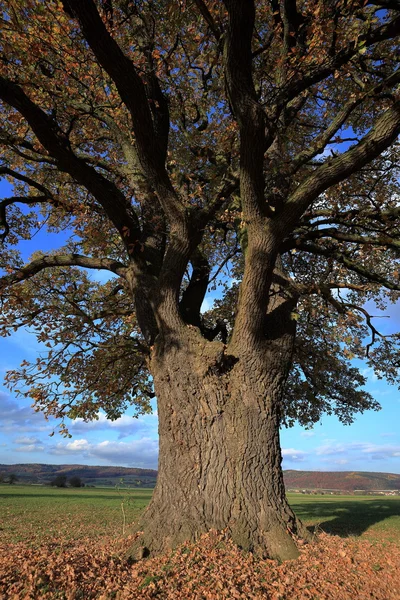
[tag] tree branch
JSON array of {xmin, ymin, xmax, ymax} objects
[
  {"xmin": 0, "ymin": 254, "xmax": 127, "ymax": 290},
  {"xmin": 345, "ymin": 303, "xmax": 389, "ymax": 357},
  {"xmin": 301, "ymin": 203, "xmax": 400, "ymax": 230},
  {"xmin": 0, "ymin": 128, "xmax": 57, "ymax": 165},
  {"xmin": 76, "ymin": 103, "xmax": 166, "ymax": 274},
  {"xmin": 223, "ymin": 0, "xmax": 268, "ymax": 222},
  {"xmin": 278, "ymin": 100, "xmax": 400, "ymax": 234},
  {"xmin": 197, "ymin": 169, "xmax": 239, "ymax": 229},
  {"xmin": 288, "ymin": 227, "xmax": 400, "ymax": 253},
  {"xmin": 315, "ymin": 294, "xmax": 395, "ymax": 358},
  {"xmin": 295, "ymin": 241, "xmax": 400, "ymax": 291},
  {"xmin": 193, "ymin": 0, "xmax": 222, "ymax": 41},
  {"xmin": 367, "ymin": 0, "xmax": 400, "ymax": 10},
  {"xmin": 63, "ymin": 0, "xmax": 161, "ymax": 159},
  {"xmin": 275, "ymin": 13, "xmax": 400, "ymax": 110},
  {"xmin": 0, "ymin": 195, "xmax": 50, "ymax": 242},
  {"xmin": 179, "ymin": 248, "xmax": 210, "ymax": 328},
  {"xmin": 63, "ymin": 0, "xmax": 186, "ymax": 230},
  {"xmin": 291, "ymin": 99, "xmax": 364, "ymax": 173},
  {"xmin": 0, "ymin": 75, "xmax": 143, "ymax": 260},
  {"xmin": 0, "ymin": 166, "xmax": 52, "ymax": 195},
  {"xmin": 297, "ymin": 282, "xmax": 370, "ymax": 295},
  {"xmin": 291, "ymin": 70, "xmax": 400, "ymax": 173}
]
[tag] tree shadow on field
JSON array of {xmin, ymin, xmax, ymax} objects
[{"xmin": 291, "ymin": 498, "xmax": 400, "ymax": 537}]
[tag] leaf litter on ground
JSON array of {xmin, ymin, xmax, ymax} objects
[{"xmin": 0, "ymin": 530, "xmax": 399, "ymax": 599}]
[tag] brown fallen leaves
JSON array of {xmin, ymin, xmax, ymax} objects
[{"xmin": 0, "ymin": 531, "xmax": 399, "ymax": 599}]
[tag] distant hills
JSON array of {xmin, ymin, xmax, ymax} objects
[
  {"xmin": 283, "ymin": 470, "xmax": 400, "ymax": 492},
  {"xmin": 0, "ymin": 463, "xmax": 158, "ymax": 488},
  {"xmin": 0, "ymin": 464, "xmax": 399, "ymax": 491}
]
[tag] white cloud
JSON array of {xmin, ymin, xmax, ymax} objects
[
  {"xmin": 0, "ymin": 393, "xmax": 157, "ymax": 440},
  {"xmin": 70, "ymin": 411, "xmax": 158, "ymax": 439},
  {"xmin": 282, "ymin": 448, "xmax": 308, "ymax": 462},
  {"xmin": 14, "ymin": 436, "xmax": 41, "ymax": 445},
  {"xmin": 360, "ymin": 367, "xmax": 379, "ymax": 382},
  {"xmin": 228, "ymin": 278, "xmax": 239, "ymax": 288},
  {"xmin": 316, "ymin": 443, "xmax": 347, "ymax": 456},
  {"xmin": 316, "ymin": 441, "xmax": 400, "ymax": 461},
  {"xmin": 15, "ymin": 444, "xmax": 45, "ymax": 453},
  {"xmin": 300, "ymin": 431, "xmax": 315, "ymax": 438},
  {"xmin": 359, "ymin": 442, "xmax": 400, "ymax": 458},
  {"xmin": 94, "ymin": 439, "xmax": 159, "ymax": 467},
  {"xmin": 66, "ymin": 438, "xmax": 91, "ymax": 452},
  {"xmin": 50, "ymin": 437, "xmax": 159, "ymax": 469},
  {"xmin": 0, "ymin": 392, "xmax": 51, "ymax": 433}
]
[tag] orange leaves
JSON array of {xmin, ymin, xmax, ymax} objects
[{"xmin": 0, "ymin": 531, "xmax": 400, "ymax": 599}]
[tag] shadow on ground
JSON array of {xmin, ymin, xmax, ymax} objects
[{"xmin": 291, "ymin": 498, "xmax": 400, "ymax": 537}]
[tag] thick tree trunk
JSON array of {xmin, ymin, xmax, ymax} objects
[{"xmin": 128, "ymin": 329, "xmax": 310, "ymax": 562}]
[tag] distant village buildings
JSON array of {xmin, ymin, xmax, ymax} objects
[{"xmin": 287, "ymin": 488, "xmax": 400, "ymax": 496}]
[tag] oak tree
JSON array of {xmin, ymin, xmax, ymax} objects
[
  {"xmin": 68, "ymin": 476, "xmax": 84, "ymax": 487},
  {"xmin": 50, "ymin": 474, "xmax": 67, "ymax": 488},
  {"xmin": 1, "ymin": 0, "xmax": 400, "ymax": 560}
]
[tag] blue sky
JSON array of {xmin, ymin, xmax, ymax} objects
[{"xmin": 0, "ymin": 179, "xmax": 399, "ymax": 473}]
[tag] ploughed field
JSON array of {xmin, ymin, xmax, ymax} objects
[{"xmin": 0, "ymin": 485, "xmax": 399, "ymax": 599}]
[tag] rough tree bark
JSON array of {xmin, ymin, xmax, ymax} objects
[
  {"xmin": 1, "ymin": 0, "xmax": 400, "ymax": 566},
  {"xmin": 130, "ymin": 268, "xmax": 310, "ymax": 562}
]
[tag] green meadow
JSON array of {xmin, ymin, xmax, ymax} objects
[
  {"xmin": 288, "ymin": 493, "xmax": 400, "ymax": 543},
  {"xmin": 0, "ymin": 484, "xmax": 152, "ymax": 544},
  {"xmin": 1, "ymin": 485, "xmax": 399, "ymax": 546}
]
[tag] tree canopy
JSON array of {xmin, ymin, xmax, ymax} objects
[
  {"xmin": 0, "ymin": 0, "xmax": 400, "ymax": 434},
  {"xmin": 50, "ymin": 474, "xmax": 67, "ymax": 487},
  {"xmin": 68, "ymin": 475, "xmax": 84, "ymax": 487}
]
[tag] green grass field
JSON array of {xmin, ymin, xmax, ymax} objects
[
  {"xmin": 1, "ymin": 485, "xmax": 399, "ymax": 546},
  {"xmin": 289, "ymin": 493, "xmax": 400, "ymax": 543},
  {"xmin": 0, "ymin": 484, "xmax": 152, "ymax": 544}
]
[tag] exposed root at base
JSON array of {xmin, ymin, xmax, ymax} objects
[{"xmin": 125, "ymin": 521, "xmax": 311, "ymax": 564}]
